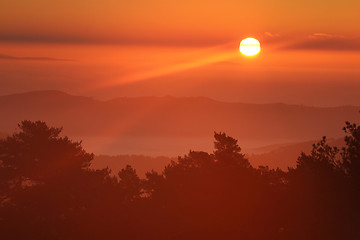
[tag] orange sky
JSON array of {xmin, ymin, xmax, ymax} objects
[
  {"xmin": 1, "ymin": 0, "xmax": 360, "ymax": 44},
  {"xmin": 0, "ymin": 0, "xmax": 360, "ymax": 106}
]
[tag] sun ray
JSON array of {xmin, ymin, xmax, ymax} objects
[{"xmin": 87, "ymin": 46, "xmax": 238, "ymax": 91}]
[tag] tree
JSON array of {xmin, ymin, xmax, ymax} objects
[
  {"xmin": 214, "ymin": 132, "xmax": 250, "ymax": 168},
  {"xmin": 294, "ymin": 137, "xmax": 340, "ymax": 174},
  {"xmin": 0, "ymin": 120, "xmax": 93, "ymax": 196},
  {"xmin": 287, "ymin": 137, "xmax": 350, "ymax": 240},
  {"xmin": 341, "ymin": 121, "xmax": 360, "ymax": 183},
  {"xmin": 340, "ymin": 121, "xmax": 360, "ymax": 238},
  {"xmin": 118, "ymin": 165, "xmax": 142, "ymax": 202},
  {"xmin": 0, "ymin": 121, "xmax": 115, "ymax": 240}
]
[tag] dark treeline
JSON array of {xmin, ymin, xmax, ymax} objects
[{"xmin": 1, "ymin": 120, "xmax": 360, "ymax": 240}]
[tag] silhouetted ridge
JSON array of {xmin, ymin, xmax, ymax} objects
[
  {"xmin": 0, "ymin": 91, "xmax": 359, "ymax": 142},
  {"xmin": 2, "ymin": 90, "xmax": 359, "ymax": 108}
]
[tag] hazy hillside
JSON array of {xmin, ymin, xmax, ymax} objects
[
  {"xmin": 248, "ymin": 137, "xmax": 345, "ymax": 169},
  {"xmin": 0, "ymin": 90, "xmax": 358, "ymax": 155},
  {"xmin": 91, "ymin": 138, "xmax": 346, "ymax": 174}
]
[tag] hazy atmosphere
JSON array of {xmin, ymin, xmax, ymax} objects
[{"xmin": 1, "ymin": 0, "xmax": 360, "ymax": 239}]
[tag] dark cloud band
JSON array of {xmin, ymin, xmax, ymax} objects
[
  {"xmin": 0, "ymin": 54, "xmax": 73, "ymax": 62},
  {"xmin": 284, "ymin": 35, "xmax": 360, "ymax": 51}
]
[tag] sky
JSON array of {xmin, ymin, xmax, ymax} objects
[{"xmin": 1, "ymin": 0, "xmax": 360, "ymax": 106}]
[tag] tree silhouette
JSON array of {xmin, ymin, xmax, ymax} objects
[
  {"xmin": 340, "ymin": 121, "xmax": 360, "ymax": 238},
  {"xmin": 287, "ymin": 136, "xmax": 353, "ymax": 239},
  {"xmin": 214, "ymin": 132, "xmax": 250, "ymax": 168},
  {"xmin": 1, "ymin": 120, "xmax": 360, "ymax": 240},
  {"xmin": 342, "ymin": 121, "xmax": 360, "ymax": 182},
  {"xmin": 0, "ymin": 120, "xmax": 93, "ymax": 197},
  {"xmin": 292, "ymin": 136, "xmax": 340, "ymax": 175},
  {"xmin": 0, "ymin": 121, "xmax": 116, "ymax": 239},
  {"xmin": 118, "ymin": 165, "xmax": 142, "ymax": 202}
]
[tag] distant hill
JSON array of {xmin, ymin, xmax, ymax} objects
[
  {"xmin": 91, "ymin": 138, "xmax": 346, "ymax": 175},
  {"xmin": 0, "ymin": 90, "xmax": 358, "ymax": 156},
  {"xmin": 248, "ymin": 137, "xmax": 345, "ymax": 170}
]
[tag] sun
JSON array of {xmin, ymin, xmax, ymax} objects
[{"xmin": 239, "ymin": 38, "xmax": 261, "ymax": 56}]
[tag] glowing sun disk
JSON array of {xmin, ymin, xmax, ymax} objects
[{"xmin": 239, "ymin": 38, "xmax": 261, "ymax": 56}]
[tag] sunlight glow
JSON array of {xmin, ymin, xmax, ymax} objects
[
  {"xmin": 239, "ymin": 38, "xmax": 261, "ymax": 56},
  {"xmin": 88, "ymin": 45, "xmax": 238, "ymax": 90}
]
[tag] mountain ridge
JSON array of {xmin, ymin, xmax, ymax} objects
[
  {"xmin": 2, "ymin": 90, "xmax": 359, "ymax": 108},
  {"xmin": 0, "ymin": 90, "xmax": 359, "ymax": 156}
]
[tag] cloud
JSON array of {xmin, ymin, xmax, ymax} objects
[
  {"xmin": 308, "ymin": 33, "xmax": 343, "ymax": 39},
  {"xmin": 0, "ymin": 54, "xmax": 73, "ymax": 62},
  {"xmin": 0, "ymin": 33, "xmax": 229, "ymax": 47},
  {"xmin": 264, "ymin": 32, "xmax": 280, "ymax": 38},
  {"xmin": 285, "ymin": 33, "xmax": 360, "ymax": 51}
]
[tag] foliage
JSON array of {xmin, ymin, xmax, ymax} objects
[{"xmin": 1, "ymin": 120, "xmax": 360, "ymax": 240}]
